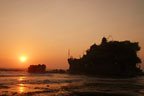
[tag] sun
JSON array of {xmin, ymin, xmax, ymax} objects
[{"xmin": 20, "ymin": 56, "xmax": 27, "ymax": 63}]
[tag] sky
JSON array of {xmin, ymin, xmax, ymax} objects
[{"xmin": 0, "ymin": 0, "xmax": 144, "ymax": 69}]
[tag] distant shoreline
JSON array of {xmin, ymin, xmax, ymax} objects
[
  {"xmin": 0, "ymin": 68, "xmax": 67, "ymax": 73},
  {"xmin": 0, "ymin": 68, "xmax": 25, "ymax": 71}
]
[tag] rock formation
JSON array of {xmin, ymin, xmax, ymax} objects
[
  {"xmin": 28, "ymin": 64, "xmax": 46, "ymax": 73},
  {"xmin": 68, "ymin": 37, "xmax": 143, "ymax": 77}
]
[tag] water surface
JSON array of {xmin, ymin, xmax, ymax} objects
[{"xmin": 0, "ymin": 71, "xmax": 144, "ymax": 96}]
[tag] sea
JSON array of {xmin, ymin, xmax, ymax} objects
[{"xmin": 0, "ymin": 71, "xmax": 144, "ymax": 96}]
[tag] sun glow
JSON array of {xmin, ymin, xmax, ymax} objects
[{"xmin": 20, "ymin": 56, "xmax": 27, "ymax": 63}]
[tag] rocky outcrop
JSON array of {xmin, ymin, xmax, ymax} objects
[
  {"xmin": 28, "ymin": 64, "xmax": 46, "ymax": 73},
  {"xmin": 68, "ymin": 37, "xmax": 143, "ymax": 77}
]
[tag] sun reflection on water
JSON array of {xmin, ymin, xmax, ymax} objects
[
  {"xmin": 18, "ymin": 77, "xmax": 25, "ymax": 81},
  {"xmin": 18, "ymin": 83, "xmax": 25, "ymax": 93},
  {"xmin": 18, "ymin": 77, "xmax": 26, "ymax": 93}
]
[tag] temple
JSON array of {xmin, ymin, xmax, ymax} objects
[{"xmin": 68, "ymin": 37, "xmax": 143, "ymax": 77}]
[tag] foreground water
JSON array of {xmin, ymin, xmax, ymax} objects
[{"xmin": 0, "ymin": 71, "xmax": 144, "ymax": 96}]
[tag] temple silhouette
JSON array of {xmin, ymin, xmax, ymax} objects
[
  {"xmin": 28, "ymin": 64, "xmax": 46, "ymax": 73},
  {"xmin": 68, "ymin": 37, "xmax": 143, "ymax": 77}
]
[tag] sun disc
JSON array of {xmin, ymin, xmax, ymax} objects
[{"xmin": 20, "ymin": 56, "xmax": 27, "ymax": 62}]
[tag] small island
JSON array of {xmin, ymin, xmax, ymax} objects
[
  {"xmin": 68, "ymin": 37, "xmax": 143, "ymax": 77},
  {"xmin": 28, "ymin": 64, "xmax": 46, "ymax": 73},
  {"xmin": 27, "ymin": 64, "xmax": 66, "ymax": 74}
]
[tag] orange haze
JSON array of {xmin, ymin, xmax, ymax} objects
[{"xmin": 0, "ymin": 0, "xmax": 144, "ymax": 69}]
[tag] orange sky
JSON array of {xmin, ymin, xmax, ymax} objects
[{"xmin": 0, "ymin": 0, "xmax": 144, "ymax": 69}]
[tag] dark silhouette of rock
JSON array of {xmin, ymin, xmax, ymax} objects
[
  {"xmin": 68, "ymin": 37, "xmax": 143, "ymax": 77},
  {"xmin": 28, "ymin": 64, "xmax": 46, "ymax": 73}
]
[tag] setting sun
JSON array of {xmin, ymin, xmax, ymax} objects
[{"xmin": 20, "ymin": 56, "xmax": 27, "ymax": 63}]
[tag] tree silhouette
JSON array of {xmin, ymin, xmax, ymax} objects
[{"xmin": 68, "ymin": 37, "xmax": 143, "ymax": 77}]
